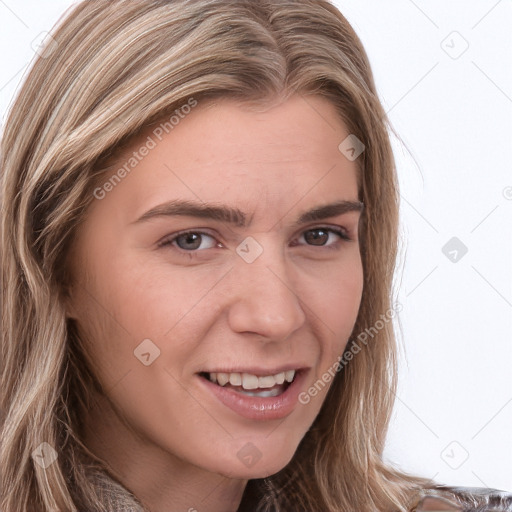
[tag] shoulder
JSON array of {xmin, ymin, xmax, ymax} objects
[{"xmin": 411, "ymin": 484, "xmax": 512, "ymax": 511}]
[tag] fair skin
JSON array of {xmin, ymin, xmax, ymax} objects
[{"xmin": 65, "ymin": 94, "xmax": 364, "ymax": 512}]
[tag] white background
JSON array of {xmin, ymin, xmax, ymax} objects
[{"xmin": 1, "ymin": 0, "xmax": 511, "ymax": 493}]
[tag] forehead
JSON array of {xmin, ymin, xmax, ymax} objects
[
  {"xmin": 114, "ymin": 94, "xmax": 353, "ymax": 166},
  {"xmin": 91, "ymin": 94, "xmax": 360, "ymax": 224}
]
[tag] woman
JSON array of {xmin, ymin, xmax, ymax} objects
[{"xmin": 1, "ymin": 1, "xmax": 510, "ymax": 511}]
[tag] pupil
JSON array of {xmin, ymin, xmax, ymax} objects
[
  {"xmin": 177, "ymin": 233, "xmax": 201, "ymax": 250},
  {"xmin": 305, "ymin": 229, "xmax": 328, "ymax": 246}
]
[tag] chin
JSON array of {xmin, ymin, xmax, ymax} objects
[
  {"xmin": 216, "ymin": 458, "xmax": 292, "ymax": 480},
  {"xmin": 206, "ymin": 437, "xmax": 300, "ymax": 480}
]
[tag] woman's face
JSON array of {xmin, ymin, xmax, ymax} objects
[{"xmin": 66, "ymin": 94, "xmax": 364, "ymax": 483}]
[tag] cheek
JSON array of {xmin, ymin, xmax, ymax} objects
[
  {"xmin": 294, "ymin": 263, "xmax": 363, "ymax": 415},
  {"xmin": 78, "ymin": 262, "xmax": 221, "ymax": 389},
  {"xmin": 306, "ymin": 257, "xmax": 364, "ymax": 368},
  {"xmin": 308, "ymin": 257, "xmax": 363, "ymax": 330},
  {"xmin": 114, "ymin": 254, "xmax": 226, "ymax": 336}
]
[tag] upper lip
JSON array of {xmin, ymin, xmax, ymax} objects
[{"xmin": 198, "ymin": 365, "xmax": 309, "ymax": 376}]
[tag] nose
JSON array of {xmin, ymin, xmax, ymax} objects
[{"xmin": 226, "ymin": 243, "xmax": 306, "ymax": 342}]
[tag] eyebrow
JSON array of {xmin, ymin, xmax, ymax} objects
[{"xmin": 132, "ymin": 199, "xmax": 364, "ymax": 227}]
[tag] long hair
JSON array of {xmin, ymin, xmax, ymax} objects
[{"xmin": 1, "ymin": 1, "xmax": 436, "ymax": 510}]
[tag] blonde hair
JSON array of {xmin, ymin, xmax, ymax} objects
[{"xmin": 1, "ymin": 0, "xmax": 437, "ymax": 510}]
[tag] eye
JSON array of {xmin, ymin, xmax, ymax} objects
[
  {"xmin": 295, "ymin": 227, "xmax": 351, "ymax": 247},
  {"xmin": 158, "ymin": 231, "xmax": 219, "ymax": 251}
]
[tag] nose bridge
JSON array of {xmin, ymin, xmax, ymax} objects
[{"xmin": 227, "ymin": 237, "xmax": 306, "ymax": 339}]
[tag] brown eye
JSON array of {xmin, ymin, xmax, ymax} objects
[
  {"xmin": 304, "ymin": 229, "xmax": 330, "ymax": 246},
  {"xmin": 300, "ymin": 228, "xmax": 349, "ymax": 247}
]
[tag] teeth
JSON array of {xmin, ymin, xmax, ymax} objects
[
  {"xmin": 205, "ymin": 369, "xmax": 297, "ymax": 390},
  {"xmin": 216, "ymin": 373, "xmax": 229, "ymax": 386},
  {"xmin": 229, "ymin": 373, "xmax": 242, "ymax": 386},
  {"xmin": 242, "ymin": 373, "xmax": 259, "ymax": 390},
  {"xmin": 285, "ymin": 370, "xmax": 295, "ymax": 383},
  {"xmin": 258, "ymin": 375, "xmax": 277, "ymax": 388},
  {"xmin": 274, "ymin": 372, "xmax": 285, "ymax": 385},
  {"xmin": 239, "ymin": 387, "xmax": 282, "ymax": 398}
]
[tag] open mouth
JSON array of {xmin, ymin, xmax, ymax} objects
[{"xmin": 198, "ymin": 370, "xmax": 298, "ymax": 398}]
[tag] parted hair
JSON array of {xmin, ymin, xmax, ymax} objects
[{"xmin": 1, "ymin": 0, "xmax": 436, "ymax": 510}]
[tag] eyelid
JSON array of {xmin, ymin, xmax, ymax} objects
[
  {"xmin": 156, "ymin": 228, "xmax": 219, "ymax": 249},
  {"xmin": 157, "ymin": 225, "xmax": 352, "ymax": 253},
  {"xmin": 296, "ymin": 222, "xmax": 353, "ymax": 241},
  {"xmin": 295, "ymin": 226, "xmax": 352, "ymax": 246}
]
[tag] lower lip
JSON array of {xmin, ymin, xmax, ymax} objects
[{"xmin": 197, "ymin": 370, "xmax": 308, "ymax": 421}]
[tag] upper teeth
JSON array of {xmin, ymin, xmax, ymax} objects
[{"xmin": 208, "ymin": 370, "xmax": 296, "ymax": 389}]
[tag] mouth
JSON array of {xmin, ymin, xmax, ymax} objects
[
  {"xmin": 196, "ymin": 367, "xmax": 307, "ymax": 420},
  {"xmin": 198, "ymin": 369, "xmax": 298, "ymax": 398}
]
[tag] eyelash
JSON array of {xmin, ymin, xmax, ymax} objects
[{"xmin": 157, "ymin": 227, "xmax": 352, "ymax": 254}]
